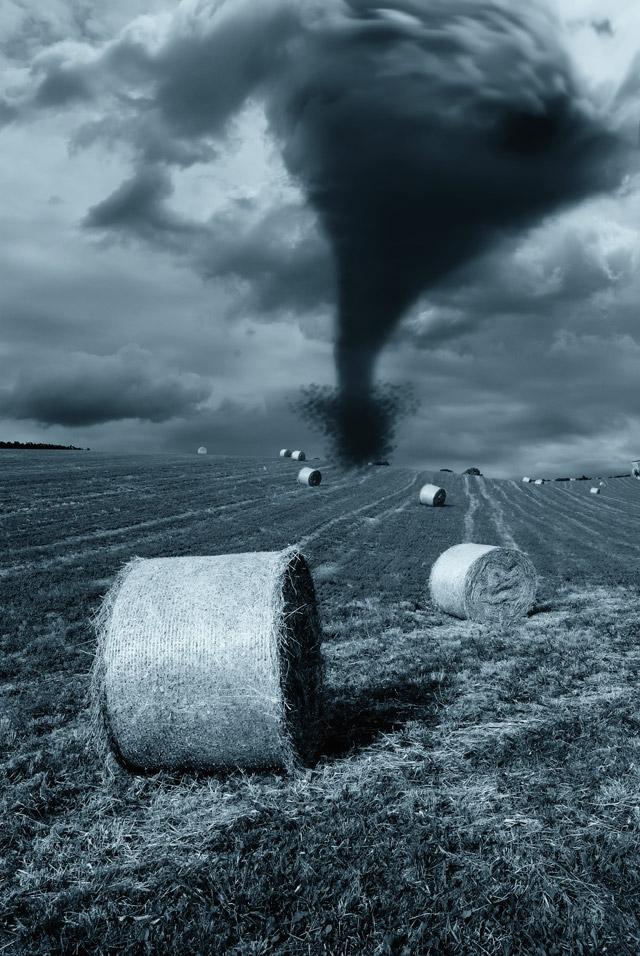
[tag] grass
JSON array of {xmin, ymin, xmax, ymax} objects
[
  {"xmin": 2, "ymin": 456, "xmax": 640, "ymax": 953},
  {"xmin": 3, "ymin": 587, "xmax": 640, "ymax": 953}
]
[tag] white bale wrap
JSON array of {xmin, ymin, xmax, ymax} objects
[
  {"xmin": 279, "ymin": 449, "xmax": 292, "ymax": 458},
  {"xmin": 291, "ymin": 450, "xmax": 306, "ymax": 461},
  {"xmin": 419, "ymin": 484, "xmax": 446, "ymax": 507},
  {"xmin": 298, "ymin": 467, "xmax": 322, "ymax": 487},
  {"xmin": 590, "ymin": 487, "xmax": 600, "ymax": 495},
  {"xmin": 197, "ymin": 446, "xmax": 207, "ymax": 455},
  {"xmin": 429, "ymin": 544, "xmax": 537, "ymax": 624},
  {"xmin": 93, "ymin": 549, "xmax": 323, "ymax": 773},
  {"xmin": 522, "ymin": 477, "xmax": 530, "ymax": 483},
  {"xmin": 534, "ymin": 479, "xmax": 544, "ymax": 485}
]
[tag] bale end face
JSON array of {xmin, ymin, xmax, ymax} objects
[
  {"xmin": 419, "ymin": 483, "xmax": 446, "ymax": 506},
  {"xmin": 429, "ymin": 543, "xmax": 537, "ymax": 624},
  {"xmin": 92, "ymin": 549, "xmax": 324, "ymax": 775},
  {"xmin": 291, "ymin": 450, "xmax": 306, "ymax": 461},
  {"xmin": 298, "ymin": 467, "xmax": 321, "ymax": 487}
]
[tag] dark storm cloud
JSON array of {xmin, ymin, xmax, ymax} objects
[
  {"xmin": 591, "ymin": 19, "xmax": 614, "ymax": 37},
  {"xmin": 85, "ymin": 177, "xmax": 333, "ymax": 318},
  {"xmin": 5, "ymin": 0, "xmax": 636, "ymax": 463},
  {"xmin": 199, "ymin": 202, "xmax": 333, "ymax": 315},
  {"xmin": 84, "ymin": 165, "xmax": 202, "ymax": 243},
  {"xmin": 397, "ymin": 212, "xmax": 640, "ymax": 351},
  {"xmin": 5, "ymin": 347, "xmax": 210, "ymax": 426}
]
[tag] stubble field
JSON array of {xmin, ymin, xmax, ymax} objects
[{"xmin": 2, "ymin": 452, "xmax": 640, "ymax": 954}]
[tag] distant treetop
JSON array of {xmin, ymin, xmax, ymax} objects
[{"xmin": 0, "ymin": 441, "xmax": 87, "ymax": 451}]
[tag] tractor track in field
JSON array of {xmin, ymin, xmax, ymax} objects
[
  {"xmin": 462, "ymin": 475, "xmax": 481, "ymax": 541},
  {"xmin": 296, "ymin": 474, "xmax": 420, "ymax": 549},
  {"xmin": 476, "ymin": 479, "xmax": 518, "ymax": 549},
  {"xmin": 0, "ymin": 470, "xmax": 383, "ymax": 577}
]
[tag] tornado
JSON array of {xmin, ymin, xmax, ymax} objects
[{"xmin": 263, "ymin": 0, "xmax": 626, "ymax": 462}]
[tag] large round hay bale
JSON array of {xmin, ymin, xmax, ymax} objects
[
  {"xmin": 429, "ymin": 544, "xmax": 537, "ymax": 624},
  {"xmin": 534, "ymin": 479, "xmax": 544, "ymax": 485},
  {"xmin": 522, "ymin": 477, "xmax": 531, "ymax": 483},
  {"xmin": 590, "ymin": 487, "xmax": 600, "ymax": 495},
  {"xmin": 93, "ymin": 549, "xmax": 323, "ymax": 774},
  {"xmin": 419, "ymin": 483, "xmax": 446, "ymax": 506},
  {"xmin": 279, "ymin": 449, "xmax": 292, "ymax": 458},
  {"xmin": 197, "ymin": 446, "xmax": 207, "ymax": 455},
  {"xmin": 298, "ymin": 466, "xmax": 321, "ymax": 487},
  {"xmin": 291, "ymin": 450, "xmax": 306, "ymax": 461}
]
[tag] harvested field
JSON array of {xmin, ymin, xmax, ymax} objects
[{"xmin": 2, "ymin": 453, "xmax": 640, "ymax": 954}]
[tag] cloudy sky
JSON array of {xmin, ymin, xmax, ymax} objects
[{"xmin": 1, "ymin": 0, "xmax": 640, "ymax": 476}]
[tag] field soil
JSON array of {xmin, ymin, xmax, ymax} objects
[{"xmin": 2, "ymin": 453, "xmax": 640, "ymax": 954}]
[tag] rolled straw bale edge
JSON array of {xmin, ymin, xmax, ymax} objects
[
  {"xmin": 89, "ymin": 549, "xmax": 323, "ymax": 777},
  {"xmin": 89, "ymin": 557, "xmax": 146, "ymax": 780}
]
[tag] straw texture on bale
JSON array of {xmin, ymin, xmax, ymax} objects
[
  {"xmin": 590, "ymin": 487, "xmax": 600, "ymax": 495},
  {"xmin": 291, "ymin": 450, "xmax": 306, "ymax": 461},
  {"xmin": 197, "ymin": 446, "xmax": 207, "ymax": 455},
  {"xmin": 419, "ymin": 483, "xmax": 446, "ymax": 507},
  {"xmin": 298, "ymin": 467, "xmax": 322, "ymax": 487},
  {"xmin": 429, "ymin": 543, "xmax": 537, "ymax": 624},
  {"xmin": 279, "ymin": 449, "xmax": 292, "ymax": 458},
  {"xmin": 92, "ymin": 549, "xmax": 323, "ymax": 774}
]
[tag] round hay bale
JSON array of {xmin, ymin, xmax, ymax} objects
[
  {"xmin": 429, "ymin": 543, "xmax": 537, "ymax": 624},
  {"xmin": 419, "ymin": 483, "xmax": 446, "ymax": 507},
  {"xmin": 534, "ymin": 479, "xmax": 544, "ymax": 485},
  {"xmin": 197, "ymin": 446, "xmax": 207, "ymax": 455},
  {"xmin": 291, "ymin": 450, "xmax": 306, "ymax": 461},
  {"xmin": 92, "ymin": 549, "xmax": 323, "ymax": 774},
  {"xmin": 522, "ymin": 477, "xmax": 531, "ymax": 483},
  {"xmin": 298, "ymin": 466, "xmax": 321, "ymax": 487},
  {"xmin": 590, "ymin": 487, "xmax": 600, "ymax": 495},
  {"xmin": 279, "ymin": 449, "xmax": 292, "ymax": 458}
]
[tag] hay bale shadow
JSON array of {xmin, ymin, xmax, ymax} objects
[{"xmin": 320, "ymin": 675, "xmax": 445, "ymax": 759}]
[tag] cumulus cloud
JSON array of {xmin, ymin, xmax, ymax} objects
[{"xmin": 5, "ymin": 346, "xmax": 210, "ymax": 426}]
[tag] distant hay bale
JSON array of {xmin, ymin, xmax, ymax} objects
[
  {"xmin": 590, "ymin": 487, "xmax": 600, "ymax": 495},
  {"xmin": 570, "ymin": 477, "xmax": 576, "ymax": 481},
  {"xmin": 291, "ymin": 450, "xmax": 306, "ymax": 461},
  {"xmin": 522, "ymin": 477, "xmax": 531, "ymax": 483},
  {"xmin": 279, "ymin": 449, "xmax": 292, "ymax": 458},
  {"xmin": 429, "ymin": 544, "xmax": 537, "ymax": 624},
  {"xmin": 633, "ymin": 461, "xmax": 640, "ymax": 479},
  {"xmin": 92, "ymin": 549, "xmax": 323, "ymax": 774},
  {"xmin": 298, "ymin": 467, "xmax": 322, "ymax": 487},
  {"xmin": 197, "ymin": 446, "xmax": 207, "ymax": 455},
  {"xmin": 534, "ymin": 479, "xmax": 544, "ymax": 485},
  {"xmin": 419, "ymin": 483, "xmax": 446, "ymax": 506}
]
